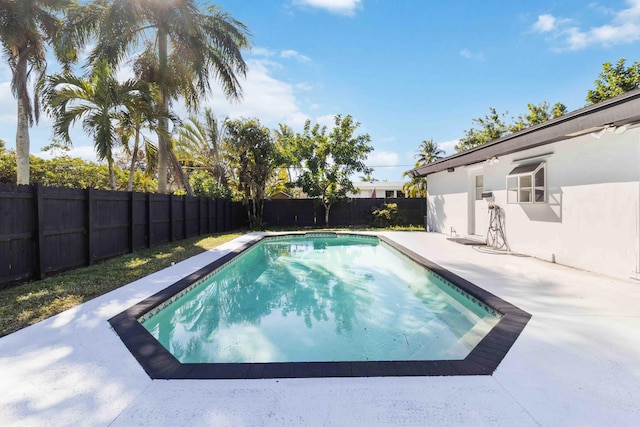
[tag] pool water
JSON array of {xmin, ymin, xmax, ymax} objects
[{"xmin": 141, "ymin": 235, "xmax": 501, "ymax": 364}]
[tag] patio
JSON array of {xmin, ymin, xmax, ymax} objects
[{"xmin": 1, "ymin": 231, "xmax": 639, "ymax": 426}]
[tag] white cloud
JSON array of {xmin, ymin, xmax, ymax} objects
[
  {"xmin": 251, "ymin": 47, "xmax": 276, "ymax": 57},
  {"xmin": 280, "ymin": 49, "xmax": 312, "ymax": 63},
  {"xmin": 0, "ymin": 81, "xmax": 15, "ymax": 126},
  {"xmin": 315, "ymin": 114, "xmax": 337, "ymax": 129},
  {"xmin": 460, "ymin": 49, "xmax": 485, "ymax": 61},
  {"xmin": 532, "ymin": 14, "xmax": 558, "ymax": 33},
  {"xmin": 36, "ymin": 145, "xmax": 100, "ymax": 162},
  {"xmin": 293, "ymin": 0, "xmax": 363, "ymax": 16},
  {"xmin": 295, "ymin": 82, "xmax": 314, "ymax": 91},
  {"xmin": 533, "ymin": 1, "xmax": 640, "ymax": 50},
  {"xmin": 204, "ymin": 58, "xmax": 310, "ymax": 129},
  {"xmin": 437, "ymin": 139, "xmax": 458, "ymax": 156},
  {"xmin": 366, "ymin": 150, "xmax": 399, "ymax": 167}
]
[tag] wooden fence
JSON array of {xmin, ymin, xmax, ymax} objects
[
  {"xmin": 262, "ymin": 198, "xmax": 426, "ymax": 228},
  {"xmin": 0, "ymin": 183, "xmax": 243, "ymax": 288},
  {"xmin": 1, "ymin": 183, "xmax": 426, "ymax": 288}
]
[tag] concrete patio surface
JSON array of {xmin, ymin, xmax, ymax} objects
[{"xmin": 1, "ymin": 231, "xmax": 639, "ymax": 426}]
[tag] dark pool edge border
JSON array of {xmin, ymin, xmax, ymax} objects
[{"xmin": 108, "ymin": 232, "xmax": 531, "ymax": 380}]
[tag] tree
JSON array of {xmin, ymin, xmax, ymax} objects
[
  {"xmin": 551, "ymin": 102, "xmax": 567, "ymax": 118},
  {"xmin": 402, "ymin": 138, "xmax": 442, "ymax": 198},
  {"xmin": 455, "ymin": 107, "xmax": 509, "ymax": 152},
  {"xmin": 42, "ymin": 59, "xmax": 154, "ymax": 190},
  {"xmin": 509, "ymin": 101, "xmax": 567, "ymax": 132},
  {"xmin": 189, "ymin": 171, "xmax": 232, "ymax": 200},
  {"xmin": 0, "ymin": 138, "xmax": 5, "ymax": 153},
  {"xmin": 294, "ymin": 115, "xmax": 373, "ymax": 225},
  {"xmin": 175, "ymin": 108, "xmax": 228, "ymax": 186},
  {"xmin": 456, "ymin": 101, "xmax": 567, "ymax": 152},
  {"xmin": 416, "ymin": 139, "xmax": 444, "ymax": 165},
  {"xmin": 586, "ymin": 58, "xmax": 640, "ymax": 105},
  {"xmin": 273, "ymin": 123, "xmax": 299, "ymax": 184},
  {"xmin": 223, "ymin": 118, "xmax": 276, "ymax": 229},
  {"xmin": 0, "ymin": 149, "xmax": 156, "ymax": 191},
  {"xmin": 90, "ymin": 0, "xmax": 251, "ymax": 194},
  {"xmin": 0, "ymin": 0, "xmax": 76, "ymax": 185},
  {"xmin": 359, "ymin": 172, "xmax": 378, "ymax": 182},
  {"xmin": 117, "ymin": 107, "xmax": 159, "ymax": 192}
]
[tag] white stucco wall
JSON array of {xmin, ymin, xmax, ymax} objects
[
  {"xmin": 427, "ymin": 127, "xmax": 640, "ymax": 279},
  {"xmin": 347, "ymin": 182, "xmax": 406, "ymax": 199}
]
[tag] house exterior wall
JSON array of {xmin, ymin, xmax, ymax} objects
[
  {"xmin": 348, "ymin": 182, "xmax": 406, "ymax": 199},
  {"xmin": 427, "ymin": 127, "xmax": 640, "ymax": 280}
]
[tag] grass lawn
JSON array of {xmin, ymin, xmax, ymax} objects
[{"xmin": 0, "ymin": 231, "xmax": 244, "ymax": 338}]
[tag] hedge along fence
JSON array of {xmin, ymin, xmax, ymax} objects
[{"xmin": 0, "ymin": 183, "xmax": 244, "ymax": 289}]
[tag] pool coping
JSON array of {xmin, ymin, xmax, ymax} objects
[{"xmin": 108, "ymin": 232, "xmax": 531, "ymax": 380}]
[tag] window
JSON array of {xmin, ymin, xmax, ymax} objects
[
  {"xmin": 397, "ymin": 191, "xmax": 405, "ymax": 198},
  {"xmin": 506, "ymin": 162, "xmax": 546, "ymax": 204},
  {"xmin": 385, "ymin": 190, "xmax": 394, "ymax": 198},
  {"xmin": 475, "ymin": 175, "xmax": 483, "ymax": 201}
]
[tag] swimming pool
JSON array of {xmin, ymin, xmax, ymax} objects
[{"xmin": 110, "ymin": 233, "xmax": 531, "ymax": 379}]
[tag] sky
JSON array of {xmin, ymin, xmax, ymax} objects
[{"xmin": 2, "ymin": 0, "xmax": 640, "ymax": 181}]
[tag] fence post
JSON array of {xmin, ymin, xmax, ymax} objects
[
  {"xmin": 169, "ymin": 194, "xmax": 174, "ymax": 241},
  {"xmin": 183, "ymin": 195, "xmax": 187, "ymax": 238},
  {"xmin": 86, "ymin": 187, "xmax": 94, "ymax": 266},
  {"xmin": 129, "ymin": 191, "xmax": 134, "ymax": 252},
  {"xmin": 34, "ymin": 183, "xmax": 45, "ymax": 280},
  {"xmin": 198, "ymin": 197, "xmax": 203, "ymax": 235},
  {"xmin": 146, "ymin": 192, "xmax": 152, "ymax": 247}
]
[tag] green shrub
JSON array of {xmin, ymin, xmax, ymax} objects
[
  {"xmin": 190, "ymin": 171, "xmax": 233, "ymax": 200},
  {"xmin": 371, "ymin": 202, "xmax": 402, "ymax": 227}
]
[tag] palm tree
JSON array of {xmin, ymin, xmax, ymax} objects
[
  {"xmin": 402, "ymin": 138, "xmax": 444, "ymax": 198},
  {"xmin": 90, "ymin": 0, "xmax": 251, "ymax": 194},
  {"xmin": 175, "ymin": 108, "xmax": 228, "ymax": 186},
  {"xmin": 42, "ymin": 59, "xmax": 153, "ymax": 190},
  {"xmin": 402, "ymin": 166, "xmax": 427, "ymax": 198},
  {"xmin": 118, "ymin": 108, "xmax": 159, "ymax": 191},
  {"xmin": 416, "ymin": 139, "xmax": 444, "ymax": 165},
  {"xmin": 0, "ymin": 0, "xmax": 75, "ymax": 185}
]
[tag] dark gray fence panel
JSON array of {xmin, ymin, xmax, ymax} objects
[
  {"xmin": 263, "ymin": 199, "xmax": 319, "ymax": 227},
  {"xmin": 185, "ymin": 196, "xmax": 200, "ymax": 238},
  {"xmin": 149, "ymin": 194, "xmax": 171, "ymax": 245},
  {"xmin": 216, "ymin": 200, "xmax": 224, "ymax": 232},
  {"xmin": 0, "ymin": 183, "xmax": 243, "ymax": 288},
  {"xmin": 263, "ymin": 197, "xmax": 427, "ymax": 228},
  {"xmin": 1, "ymin": 182, "xmax": 422, "ymax": 289},
  {"xmin": 132, "ymin": 192, "xmax": 148, "ymax": 250},
  {"xmin": 224, "ymin": 201, "xmax": 232, "ymax": 231},
  {"xmin": 91, "ymin": 189, "xmax": 130, "ymax": 262},
  {"xmin": 171, "ymin": 196, "xmax": 185, "ymax": 241},
  {"xmin": 41, "ymin": 187, "xmax": 87, "ymax": 275},
  {"xmin": 0, "ymin": 184, "xmax": 36, "ymax": 287}
]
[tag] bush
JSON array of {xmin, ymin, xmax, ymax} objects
[
  {"xmin": 371, "ymin": 202, "xmax": 402, "ymax": 227},
  {"xmin": 190, "ymin": 171, "xmax": 233, "ymax": 200}
]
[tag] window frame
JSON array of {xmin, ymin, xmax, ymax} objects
[
  {"xmin": 475, "ymin": 175, "xmax": 484, "ymax": 201},
  {"xmin": 506, "ymin": 162, "xmax": 546, "ymax": 204}
]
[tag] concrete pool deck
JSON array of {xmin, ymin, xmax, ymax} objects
[{"xmin": 1, "ymin": 231, "xmax": 639, "ymax": 426}]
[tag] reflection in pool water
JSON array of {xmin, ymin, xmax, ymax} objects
[{"xmin": 142, "ymin": 236, "xmax": 500, "ymax": 363}]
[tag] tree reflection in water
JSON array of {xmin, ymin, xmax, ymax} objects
[
  {"xmin": 143, "ymin": 236, "xmax": 499, "ymax": 363},
  {"xmin": 148, "ymin": 237, "xmax": 376, "ymax": 361}
]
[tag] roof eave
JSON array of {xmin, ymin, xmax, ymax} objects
[{"xmin": 408, "ymin": 88, "xmax": 640, "ymax": 177}]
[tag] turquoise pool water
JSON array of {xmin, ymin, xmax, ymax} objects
[{"xmin": 141, "ymin": 235, "xmax": 501, "ymax": 364}]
